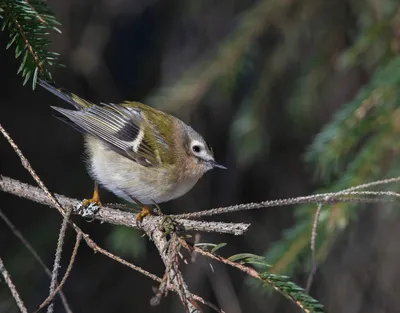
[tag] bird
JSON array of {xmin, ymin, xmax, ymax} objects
[{"xmin": 39, "ymin": 79, "xmax": 226, "ymax": 218}]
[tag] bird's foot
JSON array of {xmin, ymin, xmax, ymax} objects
[
  {"xmin": 136, "ymin": 206, "xmax": 152, "ymax": 223},
  {"xmin": 76, "ymin": 198, "xmax": 102, "ymax": 220},
  {"xmin": 75, "ymin": 183, "xmax": 102, "ymax": 220},
  {"xmin": 135, "ymin": 199, "xmax": 163, "ymax": 224}
]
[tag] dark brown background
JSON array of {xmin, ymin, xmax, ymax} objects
[{"xmin": 1, "ymin": 1, "xmax": 400, "ymax": 313}]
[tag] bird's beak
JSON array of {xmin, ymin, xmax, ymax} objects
[{"xmin": 211, "ymin": 160, "xmax": 227, "ymax": 169}]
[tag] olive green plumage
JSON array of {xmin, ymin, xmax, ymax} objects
[{"xmin": 39, "ymin": 79, "xmax": 225, "ymax": 204}]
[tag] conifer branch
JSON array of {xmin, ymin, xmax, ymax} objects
[
  {"xmin": 182, "ymin": 241, "xmax": 324, "ymax": 313},
  {"xmin": 0, "ymin": 0, "xmax": 62, "ymax": 88}
]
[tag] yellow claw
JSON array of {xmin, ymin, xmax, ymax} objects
[
  {"xmin": 131, "ymin": 197, "xmax": 161, "ymax": 224},
  {"xmin": 136, "ymin": 206, "xmax": 151, "ymax": 223},
  {"xmin": 81, "ymin": 182, "xmax": 102, "ymax": 207}
]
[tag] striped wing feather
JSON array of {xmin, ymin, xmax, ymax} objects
[{"xmin": 52, "ymin": 102, "xmax": 169, "ymax": 167}]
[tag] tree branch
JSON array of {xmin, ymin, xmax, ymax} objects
[{"xmin": 0, "ymin": 175, "xmax": 249, "ymax": 235}]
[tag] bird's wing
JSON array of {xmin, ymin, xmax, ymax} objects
[{"xmin": 52, "ymin": 103, "xmax": 167, "ymax": 167}]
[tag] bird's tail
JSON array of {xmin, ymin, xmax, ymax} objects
[{"xmin": 38, "ymin": 79, "xmax": 94, "ymax": 110}]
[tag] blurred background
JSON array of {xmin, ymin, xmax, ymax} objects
[{"xmin": 2, "ymin": 0, "xmax": 400, "ymax": 312}]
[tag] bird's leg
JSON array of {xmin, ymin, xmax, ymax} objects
[
  {"xmin": 130, "ymin": 199, "xmax": 183, "ymax": 236},
  {"xmin": 82, "ymin": 182, "xmax": 102, "ymax": 206},
  {"xmin": 131, "ymin": 198, "xmax": 169, "ymax": 224},
  {"xmin": 131, "ymin": 197, "xmax": 153, "ymax": 223},
  {"xmin": 77, "ymin": 182, "xmax": 102, "ymax": 218}
]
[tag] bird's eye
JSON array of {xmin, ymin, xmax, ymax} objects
[{"xmin": 192, "ymin": 145, "xmax": 201, "ymax": 153}]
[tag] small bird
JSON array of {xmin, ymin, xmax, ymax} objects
[{"xmin": 39, "ymin": 80, "xmax": 225, "ymax": 217}]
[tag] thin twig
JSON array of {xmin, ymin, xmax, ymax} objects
[
  {"xmin": 305, "ymin": 203, "xmax": 322, "ymax": 293},
  {"xmin": 35, "ymin": 233, "xmax": 82, "ymax": 313},
  {"xmin": 0, "ymin": 256, "xmax": 28, "ymax": 313},
  {"xmin": 25, "ymin": 0, "xmax": 47, "ymax": 24},
  {"xmin": 174, "ymin": 191, "xmax": 398, "ymax": 219},
  {"xmin": 191, "ymin": 295, "xmax": 226, "ymax": 313},
  {"xmin": 0, "ymin": 208, "xmax": 73, "ymax": 313},
  {"xmin": 82, "ymin": 234, "xmax": 163, "ymax": 282},
  {"xmin": 340, "ymin": 177, "xmax": 400, "ymax": 192},
  {"xmin": 47, "ymin": 207, "xmax": 72, "ymax": 313}
]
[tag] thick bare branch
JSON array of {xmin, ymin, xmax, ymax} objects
[{"xmin": 0, "ymin": 175, "xmax": 249, "ymax": 235}]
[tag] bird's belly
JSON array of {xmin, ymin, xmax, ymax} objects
[
  {"xmin": 124, "ymin": 176, "xmax": 198, "ymax": 204},
  {"xmin": 93, "ymin": 165, "xmax": 198, "ymax": 204},
  {"xmin": 85, "ymin": 137, "xmax": 198, "ymax": 204}
]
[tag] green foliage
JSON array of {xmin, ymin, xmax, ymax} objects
[
  {"xmin": 338, "ymin": 21, "xmax": 393, "ymax": 70},
  {"xmin": 260, "ymin": 273, "xmax": 324, "ymax": 313},
  {"xmin": 338, "ymin": 0, "xmax": 398, "ymax": 71},
  {"xmin": 0, "ymin": 0, "xmax": 62, "ymax": 88},
  {"xmin": 307, "ymin": 57, "xmax": 400, "ymax": 184},
  {"xmin": 228, "ymin": 253, "xmax": 270, "ymax": 267},
  {"xmin": 227, "ymin": 251, "xmax": 325, "ymax": 313},
  {"xmin": 194, "ymin": 242, "xmax": 227, "ymax": 254},
  {"xmin": 194, "ymin": 242, "xmax": 324, "ymax": 311}
]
